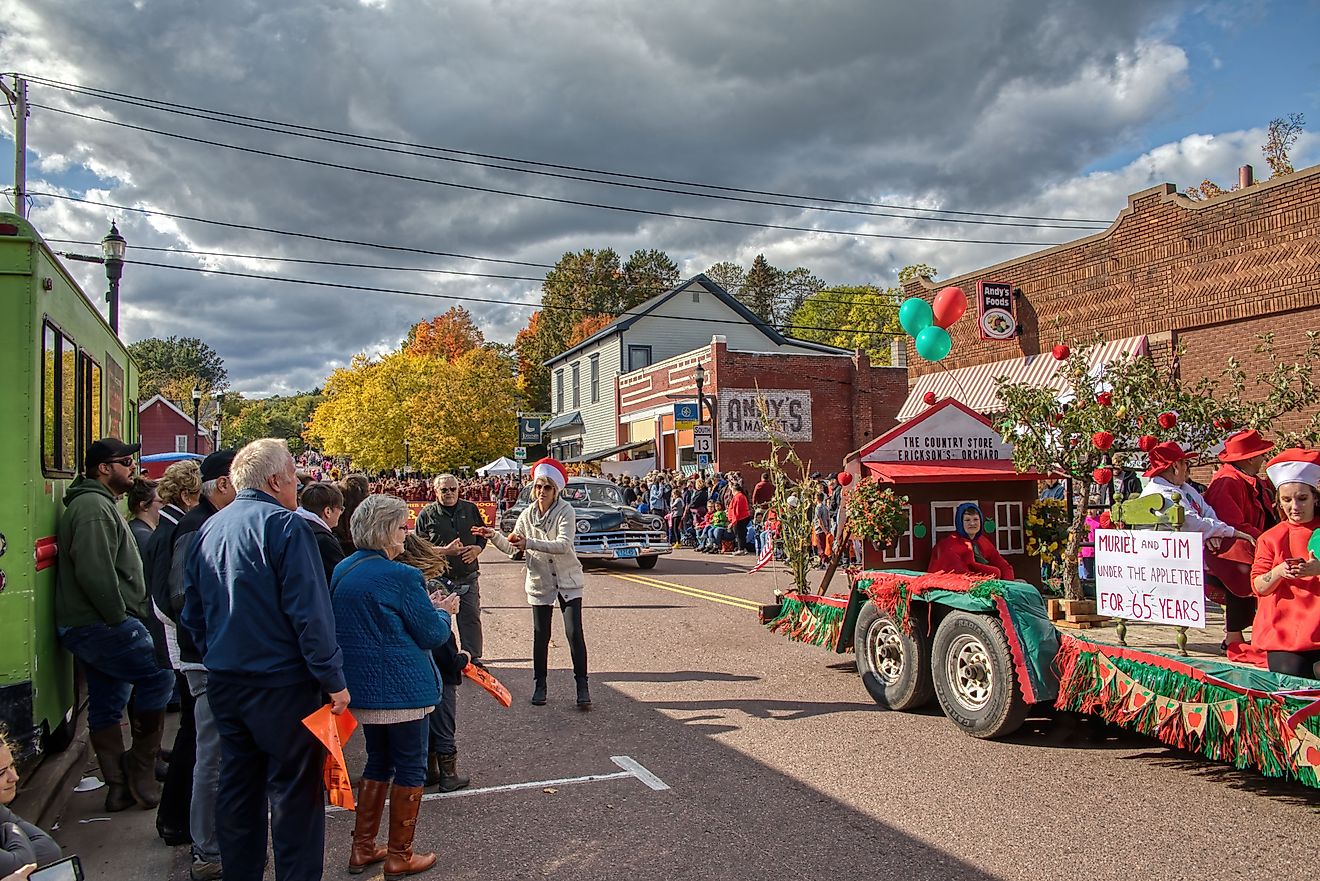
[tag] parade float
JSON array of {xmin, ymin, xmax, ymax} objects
[{"xmin": 762, "ymin": 290, "xmax": 1320, "ymax": 788}]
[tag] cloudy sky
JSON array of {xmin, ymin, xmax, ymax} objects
[{"xmin": 3, "ymin": 0, "xmax": 1317, "ymax": 396}]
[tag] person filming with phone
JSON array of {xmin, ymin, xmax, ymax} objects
[{"xmin": 0, "ymin": 726, "xmax": 62, "ymax": 879}]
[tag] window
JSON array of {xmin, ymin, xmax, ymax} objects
[
  {"xmin": 627, "ymin": 345, "xmax": 652, "ymax": 372},
  {"xmin": 555, "ymin": 369, "xmax": 564, "ymax": 412},
  {"xmin": 994, "ymin": 501, "xmax": 1025, "ymax": 555},
  {"xmin": 881, "ymin": 505, "xmax": 915, "ymax": 563},
  {"xmin": 691, "ymin": 291, "xmax": 701, "ymax": 303},
  {"xmin": 80, "ymin": 352, "xmax": 103, "ymax": 446},
  {"xmin": 41, "ymin": 321, "xmax": 78, "ymax": 475},
  {"xmin": 930, "ymin": 501, "xmax": 978, "ymax": 544},
  {"xmin": 589, "ymin": 354, "xmax": 600, "ymax": 403},
  {"xmin": 175, "ymin": 435, "xmax": 190, "ymax": 453},
  {"xmin": 571, "ymin": 362, "xmax": 580, "ymax": 409}
]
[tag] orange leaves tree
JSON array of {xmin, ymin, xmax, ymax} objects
[{"xmin": 404, "ymin": 306, "xmax": 485, "ymax": 362}]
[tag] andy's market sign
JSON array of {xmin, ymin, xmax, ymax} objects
[{"xmin": 718, "ymin": 389, "xmax": 812, "ymax": 441}]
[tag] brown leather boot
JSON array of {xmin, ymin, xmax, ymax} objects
[
  {"xmin": 88, "ymin": 725, "xmax": 135, "ymax": 813},
  {"xmin": 348, "ymin": 778, "xmax": 389, "ymax": 874},
  {"xmin": 382, "ymin": 784, "xmax": 436, "ymax": 880},
  {"xmin": 436, "ymin": 753, "xmax": 469, "ymax": 793},
  {"xmin": 123, "ymin": 709, "xmax": 166, "ymax": 808}
]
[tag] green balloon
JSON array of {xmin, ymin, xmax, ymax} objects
[
  {"xmin": 914, "ymin": 325, "xmax": 953, "ymax": 361},
  {"xmin": 899, "ymin": 298, "xmax": 934, "ymax": 337},
  {"xmin": 913, "ymin": 523, "xmax": 928, "ymax": 539},
  {"xmin": 1310, "ymin": 528, "xmax": 1320, "ymax": 560},
  {"xmin": 983, "ymin": 519, "xmax": 996, "ymax": 533}
]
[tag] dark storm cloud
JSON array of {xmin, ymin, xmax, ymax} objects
[{"xmin": 3, "ymin": 0, "xmax": 1246, "ymax": 394}]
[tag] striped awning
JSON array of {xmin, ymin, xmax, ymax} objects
[{"xmin": 896, "ymin": 336, "xmax": 1149, "ymax": 421}]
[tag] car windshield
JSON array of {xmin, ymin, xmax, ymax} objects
[{"xmin": 515, "ymin": 482, "xmax": 624, "ymax": 507}]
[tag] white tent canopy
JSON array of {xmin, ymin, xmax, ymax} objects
[{"xmin": 476, "ymin": 456, "xmax": 527, "ymax": 477}]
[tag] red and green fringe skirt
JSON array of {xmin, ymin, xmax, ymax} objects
[{"xmin": 762, "ymin": 593, "xmax": 849, "ymax": 650}]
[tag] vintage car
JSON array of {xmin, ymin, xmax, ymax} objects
[{"xmin": 500, "ymin": 477, "xmax": 671, "ymax": 568}]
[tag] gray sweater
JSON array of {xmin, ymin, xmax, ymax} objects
[{"xmin": 0, "ymin": 803, "xmax": 61, "ymax": 874}]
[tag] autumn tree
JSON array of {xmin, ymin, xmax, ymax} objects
[
  {"xmin": 514, "ymin": 311, "xmax": 552, "ymax": 411},
  {"xmin": 1186, "ymin": 114, "xmax": 1306, "ymax": 199},
  {"xmin": 404, "ymin": 306, "xmax": 485, "ymax": 361},
  {"xmin": 786, "ymin": 285, "xmax": 901, "ymax": 363},
  {"xmin": 129, "ymin": 336, "xmax": 229, "ymax": 404},
  {"xmin": 222, "ymin": 391, "xmax": 323, "ymax": 452}
]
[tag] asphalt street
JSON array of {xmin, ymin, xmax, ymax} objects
[{"xmin": 53, "ymin": 548, "xmax": 1319, "ymax": 881}]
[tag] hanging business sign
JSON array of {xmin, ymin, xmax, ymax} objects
[
  {"xmin": 718, "ymin": 389, "xmax": 812, "ymax": 441},
  {"xmin": 517, "ymin": 416, "xmax": 542, "ymax": 445},
  {"xmin": 674, "ymin": 402, "xmax": 699, "ymax": 430},
  {"xmin": 976, "ymin": 281, "xmax": 1017, "ymax": 341}
]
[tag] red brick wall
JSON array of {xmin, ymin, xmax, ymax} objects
[
  {"xmin": 901, "ymin": 164, "xmax": 1320, "ymax": 419},
  {"xmin": 140, "ymin": 400, "xmax": 213, "ymax": 457}
]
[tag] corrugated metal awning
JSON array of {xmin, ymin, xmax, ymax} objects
[{"xmin": 896, "ymin": 335, "xmax": 1149, "ymax": 421}]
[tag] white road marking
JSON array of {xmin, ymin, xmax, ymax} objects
[{"xmin": 326, "ymin": 755, "xmax": 669, "ymax": 813}]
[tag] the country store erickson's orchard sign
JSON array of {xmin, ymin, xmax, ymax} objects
[
  {"xmin": 718, "ymin": 389, "xmax": 813, "ymax": 441},
  {"xmin": 862, "ymin": 402, "xmax": 1013, "ymax": 462}
]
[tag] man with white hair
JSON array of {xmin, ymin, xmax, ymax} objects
[{"xmin": 182, "ymin": 438, "xmax": 349, "ymax": 881}]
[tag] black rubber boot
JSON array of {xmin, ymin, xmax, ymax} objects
[
  {"xmin": 436, "ymin": 753, "xmax": 470, "ymax": 793},
  {"xmin": 424, "ymin": 753, "xmax": 443, "ymax": 787},
  {"xmin": 575, "ymin": 677, "xmax": 592, "ymax": 710},
  {"xmin": 531, "ymin": 679, "xmax": 547, "ymax": 706}
]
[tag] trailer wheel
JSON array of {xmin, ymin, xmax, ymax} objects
[
  {"xmin": 854, "ymin": 602, "xmax": 933, "ymax": 711},
  {"xmin": 931, "ymin": 611, "xmax": 1030, "ymax": 739},
  {"xmin": 636, "ymin": 555, "xmax": 658, "ymax": 570}
]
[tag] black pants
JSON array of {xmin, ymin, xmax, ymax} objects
[
  {"xmin": 532, "ymin": 596, "xmax": 587, "ymax": 682},
  {"xmin": 457, "ymin": 577, "xmax": 483, "ymax": 660},
  {"xmin": 156, "ymin": 671, "xmax": 197, "ymax": 837},
  {"xmin": 208, "ymin": 679, "xmax": 325, "ymax": 881},
  {"xmin": 1266, "ymin": 650, "xmax": 1320, "ymax": 680},
  {"xmin": 1222, "ymin": 592, "xmax": 1257, "ymax": 633},
  {"xmin": 734, "ymin": 518, "xmax": 751, "ymax": 552}
]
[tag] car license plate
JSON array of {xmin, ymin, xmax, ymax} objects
[{"xmin": 613, "ymin": 547, "xmax": 639, "ymax": 559}]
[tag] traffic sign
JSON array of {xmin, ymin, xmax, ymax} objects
[
  {"xmin": 674, "ymin": 401, "xmax": 698, "ymax": 430},
  {"xmin": 514, "ymin": 446, "xmax": 527, "ymax": 461},
  {"xmin": 696, "ymin": 453, "xmax": 711, "ymax": 469},
  {"xmin": 692, "ymin": 425, "xmax": 714, "ymax": 455}
]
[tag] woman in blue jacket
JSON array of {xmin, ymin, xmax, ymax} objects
[{"xmin": 332, "ymin": 495, "xmax": 460, "ymax": 880}]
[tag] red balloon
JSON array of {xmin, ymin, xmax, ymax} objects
[
  {"xmin": 932, "ymin": 286, "xmax": 968, "ymax": 329},
  {"xmin": 837, "ymin": 471, "xmax": 853, "ymax": 487}
]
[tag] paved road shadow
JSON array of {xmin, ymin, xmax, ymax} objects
[
  {"xmin": 594, "ymin": 670, "xmax": 761, "ymax": 684},
  {"xmin": 1123, "ymin": 751, "xmax": 1320, "ymax": 810},
  {"xmin": 647, "ymin": 696, "xmax": 875, "ymax": 722}
]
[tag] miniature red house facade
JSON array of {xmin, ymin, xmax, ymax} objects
[{"xmin": 842, "ymin": 399, "xmax": 1046, "ymax": 586}]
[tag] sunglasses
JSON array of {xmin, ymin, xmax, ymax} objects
[
  {"xmin": 439, "ymin": 487, "xmax": 459, "ymax": 494},
  {"xmin": 108, "ymin": 457, "xmax": 136, "ymax": 468},
  {"xmin": 534, "ymin": 483, "xmax": 556, "ymax": 492}
]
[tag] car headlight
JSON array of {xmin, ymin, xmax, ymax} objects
[
  {"xmin": 649, "ymin": 517, "xmax": 664, "ymax": 530},
  {"xmin": 576, "ymin": 520, "xmax": 590, "ymax": 533}
]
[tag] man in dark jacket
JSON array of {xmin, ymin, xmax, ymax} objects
[
  {"xmin": 296, "ymin": 482, "xmax": 347, "ymax": 584},
  {"xmin": 182, "ymin": 439, "xmax": 348, "ymax": 881},
  {"xmin": 56, "ymin": 438, "xmax": 176, "ymax": 814},
  {"xmin": 415, "ymin": 473, "xmax": 488, "ymax": 662}
]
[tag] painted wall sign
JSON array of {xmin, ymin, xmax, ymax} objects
[
  {"xmin": 976, "ymin": 280, "xmax": 1017, "ymax": 341},
  {"xmin": 718, "ymin": 389, "xmax": 812, "ymax": 441},
  {"xmin": 1094, "ymin": 529, "xmax": 1205, "ymax": 628},
  {"xmin": 106, "ymin": 355, "xmax": 124, "ymax": 439},
  {"xmin": 863, "ymin": 404, "xmax": 1013, "ymax": 462}
]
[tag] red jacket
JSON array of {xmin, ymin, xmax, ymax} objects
[
  {"xmin": 1249, "ymin": 518, "xmax": 1320, "ymax": 653},
  {"xmin": 751, "ymin": 480, "xmax": 775, "ymax": 506},
  {"xmin": 1204, "ymin": 464, "xmax": 1275, "ymax": 566},
  {"xmin": 928, "ymin": 533, "xmax": 1015, "ymax": 580},
  {"xmin": 727, "ymin": 491, "xmax": 751, "ymax": 524}
]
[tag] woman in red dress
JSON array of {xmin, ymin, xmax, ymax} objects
[
  {"xmin": 1204, "ymin": 429, "xmax": 1277, "ymax": 648},
  {"xmin": 1250, "ymin": 449, "xmax": 1320, "ymax": 679},
  {"xmin": 928, "ymin": 502, "xmax": 1014, "ymax": 580}
]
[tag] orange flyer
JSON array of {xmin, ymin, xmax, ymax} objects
[
  {"xmin": 462, "ymin": 662, "xmax": 512, "ymax": 707},
  {"xmin": 301, "ymin": 705, "xmax": 358, "ymax": 810}
]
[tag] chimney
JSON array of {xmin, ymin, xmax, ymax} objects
[
  {"xmin": 889, "ymin": 337, "xmax": 908, "ymax": 368},
  {"xmin": 1239, "ymin": 164, "xmax": 1254, "ymax": 189}
]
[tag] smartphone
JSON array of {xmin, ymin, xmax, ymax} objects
[
  {"xmin": 1285, "ymin": 557, "xmax": 1304, "ymax": 567},
  {"xmin": 29, "ymin": 856, "xmax": 84, "ymax": 881}
]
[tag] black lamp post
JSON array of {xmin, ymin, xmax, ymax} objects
[
  {"xmin": 693, "ymin": 362, "xmax": 706, "ymax": 426},
  {"xmin": 191, "ymin": 385, "xmax": 202, "ymax": 453},
  {"xmin": 101, "ymin": 223, "xmax": 126, "ymax": 334},
  {"xmin": 214, "ymin": 391, "xmax": 226, "ymax": 449},
  {"xmin": 403, "ymin": 438, "xmax": 410, "ymax": 474}
]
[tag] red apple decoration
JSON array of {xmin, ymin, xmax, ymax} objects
[
  {"xmin": 1052, "ymin": 344, "xmax": 1071, "ymax": 360},
  {"xmin": 1213, "ymin": 417, "xmax": 1234, "ymax": 430},
  {"xmin": 922, "ymin": 391, "xmax": 937, "ymax": 406},
  {"xmin": 1096, "ymin": 392, "xmax": 1113, "ymax": 406},
  {"xmin": 1137, "ymin": 434, "xmax": 1158, "ymax": 452},
  {"xmin": 1092, "ymin": 431, "xmax": 1115, "ymax": 451},
  {"xmin": 836, "ymin": 471, "xmax": 853, "ymax": 487},
  {"xmin": 1092, "ymin": 467, "xmax": 1114, "ymax": 485},
  {"xmin": 1157, "ymin": 412, "xmax": 1178, "ymax": 430}
]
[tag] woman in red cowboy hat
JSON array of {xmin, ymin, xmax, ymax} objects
[
  {"xmin": 1204, "ymin": 430, "xmax": 1277, "ymax": 649},
  {"xmin": 1249, "ymin": 449, "xmax": 1320, "ymax": 679}
]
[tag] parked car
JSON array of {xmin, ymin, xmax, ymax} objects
[{"xmin": 500, "ymin": 477, "xmax": 670, "ymax": 569}]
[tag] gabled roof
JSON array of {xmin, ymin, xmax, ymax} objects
[
  {"xmin": 544, "ymin": 274, "xmax": 848, "ymax": 367},
  {"xmin": 543, "ymin": 410, "xmax": 585, "ymax": 433},
  {"xmin": 139, "ymin": 394, "xmax": 210, "ymax": 436}
]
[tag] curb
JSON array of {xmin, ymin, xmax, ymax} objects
[{"xmin": 12, "ymin": 714, "xmax": 90, "ymax": 830}]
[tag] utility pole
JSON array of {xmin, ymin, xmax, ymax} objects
[{"xmin": 1, "ymin": 76, "xmax": 27, "ymax": 217}]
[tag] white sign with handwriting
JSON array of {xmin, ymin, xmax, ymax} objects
[{"xmin": 1094, "ymin": 529, "xmax": 1205, "ymax": 628}]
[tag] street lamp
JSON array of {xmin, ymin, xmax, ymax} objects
[
  {"xmin": 191, "ymin": 385, "xmax": 202, "ymax": 454},
  {"xmin": 693, "ymin": 362, "xmax": 706, "ymax": 426},
  {"xmin": 101, "ymin": 223, "xmax": 126, "ymax": 334},
  {"xmin": 214, "ymin": 391, "xmax": 226, "ymax": 449},
  {"xmin": 211, "ymin": 417, "xmax": 220, "ymax": 451},
  {"xmin": 403, "ymin": 438, "xmax": 410, "ymax": 475}
]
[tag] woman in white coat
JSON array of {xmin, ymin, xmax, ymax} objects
[{"xmin": 476, "ymin": 458, "xmax": 590, "ymax": 709}]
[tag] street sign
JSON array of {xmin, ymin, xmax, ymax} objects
[
  {"xmin": 697, "ymin": 453, "xmax": 711, "ymax": 469},
  {"xmin": 674, "ymin": 401, "xmax": 698, "ymax": 430},
  {"xmin": 692, "ymin": 424, "xmax": 714, "ymax": 455},
  {"xmin": 514, "ymin": 446, "xmax": 527, "ymax": 461},
  {"xmin": 517, "ymin": 416, "xmax": 543, "ymax": 445}
]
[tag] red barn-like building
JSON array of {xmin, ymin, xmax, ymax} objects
[{"xmin": 139, "ymin": 395, "xmax": 213, "ymax": 459}]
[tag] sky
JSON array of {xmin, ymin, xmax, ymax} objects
[{"xmin": 2, "ymin": 0, "xmax": 1317, "ymax": 397}]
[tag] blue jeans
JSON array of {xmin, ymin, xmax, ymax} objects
[
  {"xmin": 59, "ymin": 618, "xmax": 175, "ymax": 729},
  {"xmin": 363, "ymin": 718, "xmax": 429, "ymax": 788}
]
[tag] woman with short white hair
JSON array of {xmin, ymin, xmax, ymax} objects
[
  {"xmin": 333, "ymin": 494, "xmax": 460, "ymax": 877},
  {"xmin": 475, "ymin": 458, "xmax": 590, "ymax": 709}
]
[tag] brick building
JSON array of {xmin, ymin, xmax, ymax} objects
[
  {"xmin": 898, "ymin": 163, "xmax": 1320, "ymax": 433},
  {"xmin": 613, "ymin": 335, "xmax": 908, "ymax": 481},
  {"xmin": 139, "ymin": 394, "xmax": 214, "ymax": 458}
]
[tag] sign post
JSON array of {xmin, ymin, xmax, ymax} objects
[
  {"xmin": 692, "ymin": 425, "xmax": 713, "ymax": 455},
  {"xmin": 517, "ymin": 416, "xmax": 544, "ymax": 446}
]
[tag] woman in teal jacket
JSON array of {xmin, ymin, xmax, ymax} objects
[{"xmin": 331, "ymin": 494, "xmax": 459, "ymax": 880}]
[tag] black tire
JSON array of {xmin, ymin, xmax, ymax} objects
[
  {"xmin": 636, "ymin": 555, "xmax": 658, "ymax": 570},
  {"xmin": 930, "ymin": 611, "xmax": 1030, "ymax": 739},
  {"xmin": 853, "ymin": 602, "xmax": 933, "ymax": 711}
]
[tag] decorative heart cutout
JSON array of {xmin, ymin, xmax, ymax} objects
[
  {"xmin": 1131, "ymin": 691, "xmax": 1150, "ymax": 709},
  {"xmin": 1156, "ymin": 701, "xmax": 1175, "ymax": 722},
  {"xmin": 1117, "ymin": 677, "xmax": 1135, "ymax": 698}
]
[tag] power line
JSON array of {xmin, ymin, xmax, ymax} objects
[
  {"xmin": 21, "ymin": 73, "xmax": 1112, "ymax": 226},
  {"xmin": 29, "ymin": 103, "xmax": 1083, "ymax": 248}
]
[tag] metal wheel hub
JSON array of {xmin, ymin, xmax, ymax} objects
[
  {"xmin": 866, "ymin": 620, "xmax": 904, "ymax": 685},
  {"xmin": 946, "ymin": 634, "xmax": 993, "ymax": 711}
]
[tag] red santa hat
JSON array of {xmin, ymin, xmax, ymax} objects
[
  {"xmin": 1264, "ymin": 449, "xmax": 1320, "ymax": 491},
  {"xmin": 532, "ymin": 457, "xmax": 569, "ymax": 491}
]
